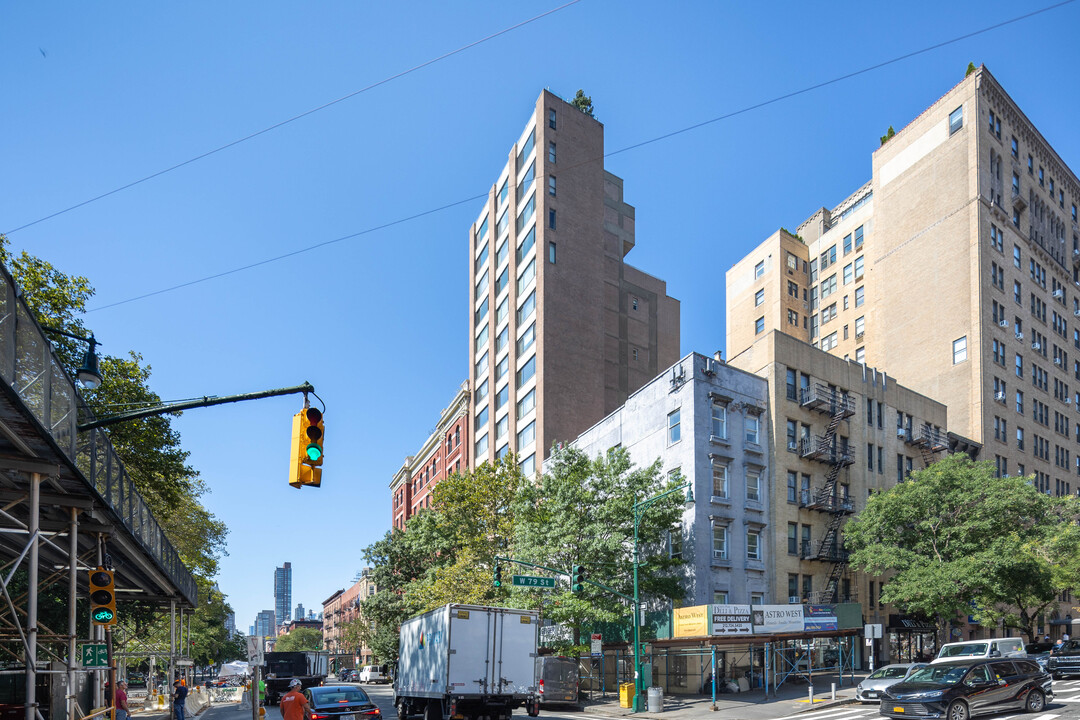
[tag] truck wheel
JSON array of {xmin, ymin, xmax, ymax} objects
[
  {"xmin": 423, "ymin": 701, "xmax": 441, "ymax": 720},
  {"xmin": 396, "ymin": 702, "xmax": 408, "ymax": 720}
]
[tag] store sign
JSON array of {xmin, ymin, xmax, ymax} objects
[
  {"xmin": 711, "ymin": 604, "xmax": 752, "ymax": 634},
  {"xmin": 673, "ymin": 605, "xmax": 709, "ymax": 638},
  {"xmin": 752, "ymin": 605, "xmax": 804, "ymax": 633},
  {"xmin": 803, "ymin": 605, "xmax": 838, "ymax": 631}
]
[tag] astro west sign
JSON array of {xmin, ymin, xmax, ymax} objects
[{"xmin": 673, "ymin": 604, "xmax": 841, "ymax": 638}]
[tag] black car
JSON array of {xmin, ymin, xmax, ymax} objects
[
  {"xmin": 304, "ymin": 685, "xmax": 382, "ymax": 720},
  {"xmin": 1047, "ymin": 639, "xmax": 1080, "ymax": 679},
  {"xmin": 879, "ymin": 658, "xmax": 1052, "ymax": 720}
]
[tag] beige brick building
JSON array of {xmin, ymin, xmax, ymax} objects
[
  {"xmin": 469, "ymin": 90, "xmax": 680, "ymax": 473},
  {"xmin": 728, "ymin": 65, "xmax": 1080, "ymax": 500}
]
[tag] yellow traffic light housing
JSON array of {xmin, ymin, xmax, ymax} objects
[
  {"xmin": 290, "ymin": 408, "xmax": 324, "ymax": 488},
  {"xmin": 89, "ymin": 567, "xmax": 116, "ymax": 626}
]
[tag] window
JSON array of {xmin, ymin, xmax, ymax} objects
[
  {"xmin": 949, "ymin": 105, "xmax": 963, "ymax": 135},
  {"xmin": 1016, "ymin": 354, "xmax": 1023, "ymax": 378},
  {"xmin": 855, "ymin": 286, "xmax": 865, "ymax": 307},
  {"xmin": 821, "ymin": 331, "xmax": 838, "ymax": 351},
  {"xmin": 755, "ymin": 288, "xmax": 764, "ymax": 306},
  {"xmin": 495, "ymin": 355, "xmax": 509, "ymax": 382},
  {"xmin": 497, "ymin": 237, "xmax": 509, "ymax": 267},
  {"xmin": 516, "ymin": 356, "xmax": 535, "ymax": 388},
  {"xmin": 1011, "ymin": 136, "xmax": 1018, "ymax": 158},
  {"xmin": 712, "ymin": 462, "xmax": 728, "ymax": 498},
  {"xmin": 495, "ymin": 297, "xmax": 508, "ymax": 327},
  {"xmin": 516, "ymin": 420, "xmax": 535, "ymax": 450},
  {"xmin": 548, "ymin": 176, "xmax": 556, "ymax": 196},
  {"xmin": 517, "ymin": 258, "xmax": 535, "ymax": 295},
  {"xmin": 855, "ymin": 316, "xmax": 865, "ymax": 337},
  {"xmin": 517, "ymin": 322, "xmax": 535, "ymax": 356},
  {"xmin": 953, "ymin": 336, "xmax": 968, "ymax": 364},
  {"xmin": 668, "ymin": 409, "xmax": 682, "ymax": 444},
  {"xmin": 746, "ymin": 470, "xmax": 761, "ymax": 502},
  {"xmin": 495, "ymin": 415, "xmax": 508, "ymax": 440},
  {"xmin": 496, "ymin": 207, "xmax": 509, "ymax": 237},
  {"xmin": 519, "ymin": 453, "xmax": 535, "ymax": 477},
  {"xmin": 786, "ymin": 419, "xmax": 797, "ymax": 451},
  {"xmin": 711, "ymin": 402, "xmax": 727, "ymax": 438},
  {"xmin": 669, "ymin": 525, "xmax": 682, "ymax": 559},
  {"xmin": 746, "ymin": 530, "xmax": 761, "ymax": 561},
  {"xmin": 494, "ymin": 266, "xmax": 508, "ymax": 297},
  {"xmin": 548, "ymin": 208, "xmax": 556, "ymax": 230},
  {"xmin": 475, "ymin": 270, "xmax": 489, "ymax": 300},
  {"xmin": 854, "ymin": 225, "xmax": 864, "ymax": 249},
  {"xmin": 856, "ymin": 346, "xmax": 865, "ymax": 363},
  {"xmin": 475, "ymin": 242, "xmax": 489, "ymax": 273},
  {"xmin": 712, "ymin": 525, "xmax": 728, "ymax": 560},
  {"xmin": 843, "ymin": 263, "xmax": 853, "ymax": 285},
  {"xmin": 1012, "ymin": 172, "xmax": 1020, "ymax": 196},
  {"xmin": 1014, "ymin": 244, "xmax": 1022, "ymax": 268},
  {"xmin": 787, "ymin": 471, "xmax": 797, "ymax": 502},
  {"xmin": 745, "ymin": 415, "xmax": 760, "ymax": 444},
  {"xmin": 820, "ymin": 273, "xmax": 837, "ymax": 298},
  {"xmin": 754, "ymin": 260, "xmax": 765, "ymax": 278},
  {"xmin": 517, "ymin": 226, "xmax": 535, "ymax": 263},
  {"xmin": 495, "ymin": 325, "xmax": 509, "ymax": 354},
  {"xmin": 494, "ymin": 384, "xmax": 509, "ymax": 411},
  {"xmin": 755, "ymin": 316, "xmax": 765, "ymax": 334},
  {"xmin": 475, "ymin": 432, "xmax": 488, "ymax": 457},
  {"xmin": 475, "ymin": 350, "xmax": 489, "ymax": 377},
  {"xmin": 516, "ymin": 192, "xmax": 535, "ymax": 233},
  {"xmin": 475, "ymin": 323, "xmax": 489, "ymax": 353},
  {"xmin": 517, "ymin": 291, "xmax": 535, "ymax": 325},
  {"xmin": 475, "ymin": 405, "xmax": 488, "ymax": 430},
  {"xmin": 548, "ymin": 241, "xmax": 556, "ymax": 264},
  {"xmin": 548, "ymin": 141, "xmax": 556, "ymax": 163},
  {"xmin": 854, "ymin": 256, "xmax": 864, "ymax": 278},
  {"xmin": 786, "ymin": 369, "xmax": 797, "ymax": 400},
  {"xmin": 475, "ymin": 378, "xmax": 488, "ymax": 404},
  {"xmin": 516, "ymin": 388, "xmax": 535, "ymax": 419},
  {"xmin": 548, "ymin": 109, "xmax": 556, "ymax": 129},
  {"xmin": 843, "ymin": 234, "xmax": 852, "ymax": 255},
  {"xmin": 788, "ymin": 524, "xmax": 798, "ymax": 554},
  {"xmin": 787, "ymin": 280, "xmax": 799, "ymax": 298}
]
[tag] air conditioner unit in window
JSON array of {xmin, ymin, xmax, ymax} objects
[
  {"xmin": 788, "ymin": 596, "xmax": 801, "ymax": 604},
  {"xmin": 999, "ymin": 319, "xmax": 1009, "ymax": 328},
  {"xmin": 713, "ymin": 550, "xmax": 728, "ymax": 560},
  {"xmin": 1055, "ymin": 289, "xmax": 1065, "ymax": 299},
  {"xmin": 787, "ymin": 441, "xmax": 798, "ymax": 451},
  {"xmin": 1066, "ymin": 398, "xmax": 1072, "ymax": 405},
  {"xmin": 995, "ymin": 391, "xmax": 1006, "ymax": 402},
  {"xmin": 1073, "ymin": 310, "xmax": 1080, "ymax": 317},
  {"xmin": 1055, "ymin": 358, "xmax": 1063, "ymax": 366},
  {"xmin": 1033, "ymin": 341, "xmax": 1042, "ymax": 350},
  {"xmin": 1016, "ymin": 331, "xmax": 1024, "ymax": 340},
  {"xmin": 896, "ymin": 427, "xmax": 907, "ymax": 437}
]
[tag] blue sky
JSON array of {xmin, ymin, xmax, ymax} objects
[{"xmin": 3, "ymin": 2, "xmax": 1078, "ymax": 634}]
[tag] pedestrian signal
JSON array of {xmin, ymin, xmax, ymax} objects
[{"xmin": 89, "ymin": 567, "xmax": 117, "ymax": 626}]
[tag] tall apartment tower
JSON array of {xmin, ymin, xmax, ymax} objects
[
  {"xmin": 254, "ymin": 609, "xmax": 275, "ymax": 638},
  {"xmin": 274, "ymin": 562, "xmax": 292, "ymax": 628},
  {"xmin": 469, "ymin": 90, "xmax": 680, "ymax": 473},
  {"xmin": 728, "ymin": 66, "xmax": 1080, "ymax": 495}
]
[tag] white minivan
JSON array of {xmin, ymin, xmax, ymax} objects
[
  {"xmin": 930, "ymin": 638, "xmax": 1026, "ymax": 663},
  {"xmin": 358, "ymin": 664, "xmax": 388, "ymax": 683}
]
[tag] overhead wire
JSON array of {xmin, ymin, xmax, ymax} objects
[{"xmin": 64, "ymin": 0, "xmax": 1080, "ymax": 312}]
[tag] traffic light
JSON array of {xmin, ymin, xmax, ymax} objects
[
  {"xmin": 290, "ymin": 407, "xmax": 324, "ymax": 488},
  {"xmin": 89, "ymin": 567, "xmax": 116, "ymax": 626},
  {"xmin": 493, "ymin": 563, "xmax": 502, "ymax": 588},
  {"xmin": 571, "ymin": 565, "xmax": 584, "ymax": 594}
]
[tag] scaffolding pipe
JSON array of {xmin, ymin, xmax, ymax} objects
[
  {"xmin": 67, "ymin": 508, "xmax": 78, "ymax": 720},
  {"xmin": 25, "ymin": 473, "xmax": 41, "ymax": 720},
  {"xmin": 169, "ymin": 600, "xmax": 176, "ymax": 720}
]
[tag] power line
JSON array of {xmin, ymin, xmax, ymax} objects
[
  {"xmin": 2, "ymin": 0, "xmax": 583, "ymax": 237},
  {"xmin": 85, "ymin": 0, "xmax": 1074, "ymax": 314}
]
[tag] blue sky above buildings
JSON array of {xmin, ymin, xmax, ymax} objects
[{"xmin": 2, "ymin": 2, "xmax": 1078, "ymax": 630}]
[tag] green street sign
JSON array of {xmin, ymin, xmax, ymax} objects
[
  {"xmin": 81, "ymin": 644, "xmax": 108, "ymax": 668},
  {"xmin": 512, "ymin": 575, "xmax": 556, "ymax": 588}
]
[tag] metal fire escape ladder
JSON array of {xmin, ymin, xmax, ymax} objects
[{"xmin": 817, "ymin": 391, "xmax": 850, "ymax": 603}]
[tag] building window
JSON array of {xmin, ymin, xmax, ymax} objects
[
  {"xmin": 712, "ymin": 525, "xmax": 728, "ymax": 560},
  {"xmin": 516, "ymin": 388, "xmax": 535, "ymax": 419},
  {"xmin": 670, "ymin": 525, "xmax": 682, "ymax": 559},
  {"xmin": 788, "ymin": 523, "xmax": 798, "ymax": 555},
  {"xmin": 519, "ymin": 453, "xmax": 535, "ymax": 477},
  {"xmin": 548, "ymin": 208, "xmax": 556, "ymax": 229},
  {"xmin": 746, "ymin": 530, "xmax": 761, "ymax": 561},
  {"xmin": 516, "ymin": 420, "xmax": 535, "ymax": 450},
  {"xmin": 548, "ymin": 142, "xmax": 556, "ymax": 163},
  {"xmin": 711, "ymin": 402, "xmax": 727, "ymax": 439},
  {"xmin": 746, "ymin": 470, "xmax": 761, "ymax": 502},
  {"xmin": 495, "ymin": 384, "xmax": 508, "ymax": 411},
  {"xmin": 755, "ymin": 317, "xmax": 765, "ymax": 334},
  {"xmin": 786, "ymin": 369, "xmax": 798, "ymax": 400},
  {"xmin": 516, "ymin": 356, "xmax": 535, "ymax": 388},
  {"xmin": 754, "ymin": 260, "xmax": 765, "ymax": 278},
  {"xmin": 745, "ymin": 415, "xmax": 760, "ymax": 444},
  {"xmin": 855, "ymin": 286, "xmax": 864, "ymax": 307},
  {"xmin": 668, "ymin": 409, "xmax": 681, "ymax": 444},
  {"xmin": 548, "ymin": 109, "xmax": 556, "ymax": 129},
  {"xmin": 755, "ymin": 288, "xmax": 764, "ymax": 306},
  {"xmin": 953, "ymin": 336, "xmax": 967, "ymax": 364},
  {"xmin": 1011, "ymin": 136, "xmax": 1018, "ymax": 158},
  {"xmin": 475, "ymin": 432, "xmax": 488, "ymax": 457},
  {"xmin": 548, "ymin": 175, "xmax": 556, "ymax": 196},
  {"xmin": 786, "ymin": 419, "xmax": 797, "ymax": 451},
  {"xmin": 712, "ymin": 462, "xmax": 728, "ymax": 498},
  {"xmin": 787, "ymin": 471, "xmax": 797, "ymax": 502},
  {"xmin": 496, "ymin": 415, "xmax": 508, "ymax": 440},
  {"xmin": 948, "ymin": 105, "xmax": 963, "ymax": 135}
]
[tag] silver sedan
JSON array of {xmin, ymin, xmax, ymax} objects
[{"xmin": 855, "ymin": 663, "xmax": 928, "ymax": 702}]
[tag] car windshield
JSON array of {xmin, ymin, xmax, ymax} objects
[
  {"xmin": 869, "ymin": 666, "xmax": 910, "ymax": 679},
  {"xmin": 939, "ymin": 643, "xmax": 988, "ymax": 658},
  {"xmin": 1061, "ymin": 641, "xmax": 1080, "ymax": 652},
  {"xmin": 906, "ymin": 665, "xmax": 969, "ymax": 685},
  {"xmin": 311, "ymin": 688, "xmax": 371, "ymax": 705}
]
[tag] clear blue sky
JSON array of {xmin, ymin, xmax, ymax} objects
[{"xmin": 3, "ymin": 2, "xmax": 1078, "ymax": 633}]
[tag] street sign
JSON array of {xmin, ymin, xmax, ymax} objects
[
  {"xmin": 590, "ymin": 633, "xmax": 602, "ymax": 656},
  {"xmin": 81, "ymin": 644, "xmax": 108, "ymax": 667},
  {"xmin": 176, "ymin": 659, "xmax": 194, "ymax": 667},
  {"xmin": 512, "ymin": 575, "xmax": 556, "ymax": 588},
  {"xmin": 864, "ymin": 623, "xmax": 883, "ymax": 639}
]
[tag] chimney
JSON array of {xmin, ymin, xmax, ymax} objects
[{"xmin": 714, "ymin": 350, "xmax": 724, "ymax": 363}]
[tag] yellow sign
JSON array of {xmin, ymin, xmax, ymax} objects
[{"xmin": 673, "ymin": 605, "xmax": 709, "ymax": 638}]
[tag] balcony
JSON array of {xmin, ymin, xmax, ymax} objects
[
  {"xmin": 914, "ymin": 425, "xmax": 949, "ymax": 451},
  {"xmin": 799, "ymin": 383, "xmax": 856, "ymax": 418},
  {"xmin": 811, "ymin": 544, "xmax": 850, "ymax": 563},
  {"xmin": 799, "ymin": 488, "xmax": 855, "ymax": 514},
  {"xmin": 799, "ymin": 436, "xmax": 855, "ymax": 466}
]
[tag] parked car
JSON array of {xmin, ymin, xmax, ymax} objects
[
  {"xmin": 358, "ymin": 665, "xmax": 388, "ymax": 684},
  {"xmin": 341, "ymin": 669, "xmax": 360, "ymax": 682},
  {"xmin": 878, "ymin": 658, "xmax": 1052, "ymax": 720},
  {"xmin": 1047, "ymin": 639, "xmax": 1080, "ymax": 679},
  {"xmin": 303, "ymin": 685, "xmax": 381, "ymax": 720},
  {"xmin": 930, "ymin": 638, "xmax": 1025, "ymax": 663},
  {"xmin": 856, "ymin": 663, "xmax": 928, "ymax": 703},
  {"xmin": 338, "ymin": 668, "xmax": 354, "ymax": 681}
]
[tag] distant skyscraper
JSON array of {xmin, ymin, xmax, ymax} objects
[
  {"xmin": 249, "ymin": 625, "xmax": 255, "ymax": 637},
  {"xmin": 225, "ymin": 612, "xmax": 236, "ymax": 639},
  {"xmin": 274, "ymin": 562, "xmax": 292, "ymax": 628},
  {"xmin": 295, "ymin": 603, "xmax": 305, "ymax": 620},
  {"xmin": 254, "ymin": 610, "xmax": 275, "ymax": 638}
]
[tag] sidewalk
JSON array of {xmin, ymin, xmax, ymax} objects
[{"xmin": 580, "ymin": 673, "xmax": 867, "ymax": 720}]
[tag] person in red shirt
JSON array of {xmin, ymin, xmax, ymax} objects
[
  {"xmin": 114, "ymin": 680, "xmax": 129, "ymax": 720},
  {"xmin": 279, "ymin": 679, "xmax": 310, "ymax": 720}
]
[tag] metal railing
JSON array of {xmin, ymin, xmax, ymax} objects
[{"xmin": 0, "ymin": 263, "xmax": 197, "ymax": 605}]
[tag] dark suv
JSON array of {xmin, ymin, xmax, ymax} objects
[
  {"xmin": 1048, "ymin": 639, "xmax": 1080, "ymax": 679},
  {"xmin": 879, "ymin": 658, "xmax": 1052, "ymax": 720}
]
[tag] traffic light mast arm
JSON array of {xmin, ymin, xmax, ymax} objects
[
  {"xmin": 494, "ymin": 555, "xmax": 632, "ymax": 602},
  {"xmin": 78, "ymin": 382, "xmax": 317, "ymax": 431}
]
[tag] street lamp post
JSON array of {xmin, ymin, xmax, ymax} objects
[{"xmin": 631, "ymin": 482, "xmax": 694, "ymax": 712}]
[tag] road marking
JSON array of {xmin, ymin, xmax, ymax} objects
[
  {"xmin": 789, "ymin": 707, "xmax": 877, "ymax": 720},
  {"xmin": 1054, "ymin": 695, "xmax": 1080, "ymax": 702},
  {"xmin": 1027, "ymin": 714, "xmax": 1057, "ymax": 720}
]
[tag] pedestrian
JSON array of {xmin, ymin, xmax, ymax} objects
[
  {"xmin": 279, "ymin": 679, "xmax": 310, "ymax": 720},
  {"xmin": 259, "ymin": 676, "xmax": 267, "ymax": 706},
  {"xmin": 1065, "ymin": 633, "xmax": 1071, "ymax": 642},
  {"xmin": 173, "ymin": 679, "xmax": 189, "ymax": 720},
  {"xmin": 115, "ymin": 680, "xmax": 129, "ymax": 720}
]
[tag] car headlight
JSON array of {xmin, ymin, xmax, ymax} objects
[
  {"xmin": 857, "ymin": 684, "xmax": 864, "ymax": 692},
  {"xmin": 903, "ymin": 691, "xmax": 944, "ymax": 701}
]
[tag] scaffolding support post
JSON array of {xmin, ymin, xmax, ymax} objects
[
  {"xmin": 67, "ymin": 507, "xmax": 78, "ymax": 720},
  {"xmin": 24, "ymin": 472, "xmax": 41, "ymax": 720}
]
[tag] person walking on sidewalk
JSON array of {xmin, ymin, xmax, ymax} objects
[
  {"xmin": 173, "ymin": 679, "xmax": 189, "ymax": 720},
  {"xmin": 279, "ymin": 679, "xmax": 311, "ymax": 720},
  {"xmin": 114, "ymin": 680, "xmax": 130, "ymax": 720}
]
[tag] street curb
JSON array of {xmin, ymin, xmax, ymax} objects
[{"xmin": 792, "ymin": 697, "xmax": 860, "ymax": 714}]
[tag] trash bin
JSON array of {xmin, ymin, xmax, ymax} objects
[
  {"xmin": 619, "ymin": 683, "xmax": 635, "ymax": 708},
  {"xmin": 647, "ymin": 686, "xmax": 663, "ymax": 713}
]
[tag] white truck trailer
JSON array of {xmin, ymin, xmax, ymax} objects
[{"xmin": 395, "ymin": 604, "xmax": 540, "ymax": 720}]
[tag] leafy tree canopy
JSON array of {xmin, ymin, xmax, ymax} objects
[
  {"xmin": 570, "ymin": 89, "xmax": 594, "ymax": 118},
  {"xmin": 844, "ymin": 453, "xmax": 1080, "ymax": 641},
  {"xmin": 274, "ymin": 627, "xmax": 323, "ymax": 652}
]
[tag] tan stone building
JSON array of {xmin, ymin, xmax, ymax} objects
[
  {"xmin": 321, "ymin": 568, "xmax": 379, "ymax": 669},
  {"xmin": 468, "ymin": 90, "xmax": 680, "ymax": 474},
  {"xmin": 728, "ymin": 65, "xmax": 1079, "ymax": 638}
]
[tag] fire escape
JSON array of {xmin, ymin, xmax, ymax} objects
[
  {"xmin": 900, "ymin": 422, "xmax": 950, "ymax": 467},
  {"xmin": 798, "ymin": 383, "xmax": 856, "ymax": 603}
]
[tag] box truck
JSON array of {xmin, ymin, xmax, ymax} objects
[{"xmin": 395, "ymin": 604, "xmax": 539, "ymax": 720}]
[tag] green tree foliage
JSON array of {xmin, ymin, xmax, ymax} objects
[
  {"xmin": 570, "ymin": 89, "xmax": 594, "ymax": 118},
  {"xmin": 966, "ymin": 62, "xmax": 977, "ymax": 78},
  {"xmin": 880, "ymin": 126, "xmax": 895, "ymax": 146},
  {"xmin": 511, "ymin": 447, "xmax": 684, "ymax": 653},
  {"xmin": 274, "ymin": 627, "xmax": 324, "ymax": 651},
  {"xmin": 845, "ymin": 453, "xmax": 1080, "ymax": 641}
]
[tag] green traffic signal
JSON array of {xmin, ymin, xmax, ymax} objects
[
  {"xmin": 571, "ymin": 564, "xmax": 584, "ymax": 593},
  {"xmin": 493, "ymin": 563, "xmax": 503, "ymax": 588}
]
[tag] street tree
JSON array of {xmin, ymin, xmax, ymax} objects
[
  {"xmin": 274, "ymin": 627, "xmax": 323, "ymax": 652},
  {"xmin": 511, "ymin": 446, "xmax": 685, "ymax": 653},
  {"xmin": 845, "ymin": 453, "xmax": 1080, "ymax": 641}
]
